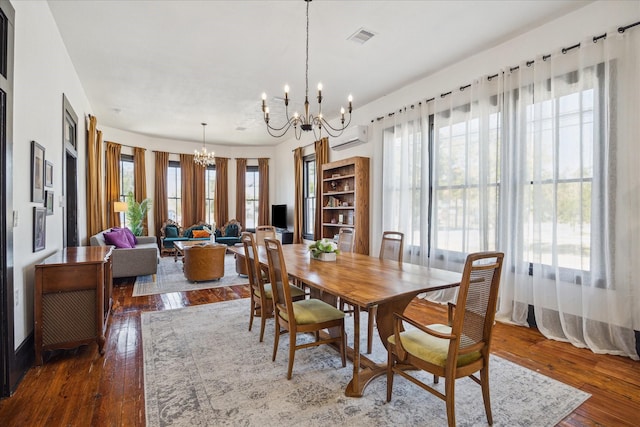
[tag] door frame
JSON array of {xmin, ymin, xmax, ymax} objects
[{"xmin": 0, "ymin": 0, "xmax": 15, "ymax": 397}]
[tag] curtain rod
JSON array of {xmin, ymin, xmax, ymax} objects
[
  {"xmin": 372, "ymin": 19, "xmax": 640, "ymax": 122},
  {"xmin": 291, "ymin": 141, "xmax": 315, "ymax": 152},
  {"xmin": 233, "ymin": 157, "xmax": 271, "ymax": 160},
  {"xmin": 104, "ymin": 140, "xmax": 144, "ymax": 150}
]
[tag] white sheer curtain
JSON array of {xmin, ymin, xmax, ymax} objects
[
  {"xmin": 381, "ymin": 103, "xmax": 430, "ymax": 265},
  {"xmin": 429, "ymin": 77, "xmax": 502, "ymax": 270},
  {"xmin": 497, "ymin": 29, "xmax": 640, "ymax": 359},
  {"xmin": 381, "ymin": 27, "xmax": 640, "ymax": 359}
]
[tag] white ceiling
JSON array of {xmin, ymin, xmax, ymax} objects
[{"xmin": 47, "ymin": 0, "xmax": 591, "ymax": 146}]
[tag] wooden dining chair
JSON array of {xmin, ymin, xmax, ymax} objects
[
  {"xmin": 337, "ymin": 227, "xmax": 355, "ymax": 253},
  {"xmin": 255, "ymin": 225, "xmax": 277, "ymax": 246},
  {"xmin": 264, "ymin": 238, "xmax": 346, "ymax": 379},
  {"xmin": 379, "ymin": 231, "xmax": 404, "ymax": 263},
  {"xmin": 386, "ymin": 251, "xmax": 504, "ymax": 427},
  {"xmin": 359, "ymin": 231, "xmax": 406, "ymax": 354},
  {"xmin": 242, "ymin": 232, "xmax": 305, "ymax": 342}
]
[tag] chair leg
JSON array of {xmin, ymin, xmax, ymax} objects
[
  {"xmin": 386, "ymin": 347, "xmax": 394, "ymax": 402},
  {"xmin": 480, "ymin": 367, "xmax": 493, "ymax": 425},
  {"xmin": 248, "ymin": 299, "xmax": 255, "ymax": 332},
  {"xmin": 259, "ymin": 314, "xmax": 267, "ymax": 343},
  {"xmin": 367, "ymin": 306, "xmax": 377, "ymax": 354},
  {"xmin": 287, "ymin": 331, "xmax": 296, "ymax": 380},
  {"xmin": 340, "ymin": 324, "xmax": 346, "ymax": 367},
  {"xmin": 445, "ymin": 376, "xmax": 456, "ymax": 427},
  {"xmin": 272, "ymin": 322, "xmax": 280, "ymax": 362}
]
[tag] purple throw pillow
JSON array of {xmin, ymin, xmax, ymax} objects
[
  {"xmin": 111, "ymin": 227, "xmax": 137, "ymax": 246},
  {"xmin": 104, "ymin": 229, "xmax": 133, "ymax": 249}
]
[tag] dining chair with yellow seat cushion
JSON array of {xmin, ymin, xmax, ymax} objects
[
  {"xmin": 386, "ymin": 251, "xmax": 504, "ymax": 427},
  {"xmin": 379, "ymin": 231, "xmax": 404, "ymax": 262},
  {"xmin": 242, "ymin": 232, "xmax": 305, "ymax": 343},
  {"xmin": 264, "ymin": 237, "xmax": 346, "ymax": 380},
  {"xmin": 336, "ymin": 227, "xmax": 355, "ymax": 253},
  {"xmin": 361, "ymin": 231, "xmax": 406, "ymax": 354},
  {"xmin": 255, "ymin": 225, "xmax": 277, "ymax": 246}
]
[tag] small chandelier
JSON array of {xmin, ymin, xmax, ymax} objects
[
  {"xmin": 194, "ymin": 122, "xmax": 215, "ymax": 166},
  {"xmin": 260, "ymin": 0, "xmax": 352, "ymax": 140}
]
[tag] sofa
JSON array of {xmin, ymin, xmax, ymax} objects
[
  {"xmin": 160, "ymin": 220, "xmax": 212, "ymax": 255},
  {"xmin": 90, "ymin": 228, "xmax": 159, "ymax": 278}
]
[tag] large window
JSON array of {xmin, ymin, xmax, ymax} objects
[
  {"xmin": 205, "ymin": 165, "xmax": 216, "ymax": 226},
  {"xmin": 303, "ymin": 155, "xmax": 316, "ymax": 240},
  {"xmin": 383, "ymin": 69, "xmax": 600, "ymax": 277},
  {"xmin": 245, "ymin": 166, "xmax": 259, "ymax": 229},
  {"xmin": 522, "ymin": 89, "xmax": 594, "ymax": 272},
  {"xmin": 119, "ymin": 154, "xmax": 135, "ymax": 226},
  {"xmin": 432, "ymin": 111, "xmax": 501, "ymax": 262},
  {"xmin": 167, "ymin": 161, "xmax": 181, "ymax": 224}
]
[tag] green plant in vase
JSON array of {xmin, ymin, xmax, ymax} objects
[
  {"xmin": 125, "ymin": 191, "xmax": 152, "ymax": 236},
  {"xmin": 308, "ymin": 238, "xmax": 340, "ymax": 261}
]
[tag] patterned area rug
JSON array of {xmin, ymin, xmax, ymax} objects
[
  {"xmin": 142, "ymin": 299, "xmax": 590, "ymax": 426},
  {"xmin": 132, "ymin": 254, "xmax": 248, "ymax": 296}
]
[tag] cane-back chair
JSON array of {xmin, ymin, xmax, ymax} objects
[
  {"xmin": 255, "ymin": 225, "xmax": 277, "ymax": 246},
  {"xmin": 242, "ymin": 232, "xmax": 304, "ymax": 342},
  {"xmin": 387, "ymin": 251, "xmax": 504, "ymax": 427},
  {"xmin": 337, "ymin": 227, "xmax": 355, "ymax": 253},
  {"xmin": 264, "ymin": 238, "xmax": 346, "ymax": 379}
]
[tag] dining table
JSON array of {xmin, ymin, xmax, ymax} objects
[{"xmin": 228, "ymin": 243, "xmax": 464, "ymax": 397}]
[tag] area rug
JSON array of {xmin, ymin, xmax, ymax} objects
[
  {"xmin": 142, "ymin": 299, "xmax": 590, "ymax": 426},
  {"xmin": 132, "ymin": 254, "xmax": 248, "ymax": 296}
]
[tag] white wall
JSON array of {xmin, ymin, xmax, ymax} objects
[
  {"xmin": 273, "ymin": 0, "xmax": 640, "ymax": 255},
  {"xmin": 100, "ymin": 125, "xmax": 276, "ymax": 233},
  {"xmin": 11, "ymin": 1, "xmax": 93, "ymax": 348}
]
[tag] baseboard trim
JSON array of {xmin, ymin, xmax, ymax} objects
[{"xmin": 6, "ymin": 332, "xmax": 33, "ymax": 397}]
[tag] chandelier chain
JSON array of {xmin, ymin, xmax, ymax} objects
[
  {"xmin": 260, "ymin": 0, "xmax": 352, "ymax": 140},
  {"xmin": 305, "ymin": 0, "xmax": 309, "ymax": 98}
]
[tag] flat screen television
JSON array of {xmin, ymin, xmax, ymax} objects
[{"xmin": 271, "ymin": 204, "xmax": 287, "ymax": 230}]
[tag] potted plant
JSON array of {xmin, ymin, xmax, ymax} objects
[
  {"xmin": 125, "ymin": 191, "xmax": 152, "ymax": 236},
  {"xmin": 308, "ymin": 238, "xmax": 340, "ymax": 262}
]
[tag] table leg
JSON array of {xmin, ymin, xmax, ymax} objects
[{"xmin": 344, "ymin": 294, "xmax": 417, "ymax": 397}]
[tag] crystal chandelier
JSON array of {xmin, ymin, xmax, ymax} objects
[
  {"xmin": 194, "ymin": 122, "xmax": 215, "ymax": 166},
  {"xmin": 260, "ymin": 0, "xmax": 352, "ymax": 140}
]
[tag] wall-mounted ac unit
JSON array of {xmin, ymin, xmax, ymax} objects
[{"xmin": 329, "ymin": 125, "xmax": 368, "ymax": 150}]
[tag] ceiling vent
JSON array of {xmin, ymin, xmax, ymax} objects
[{"xmin": 348, "ymin": 28, "xmax": 376, "ymax": 44}]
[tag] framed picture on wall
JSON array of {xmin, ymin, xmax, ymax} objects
[
  {"xmin": 45, "ymin": 191, "xmax": 54, "ymax": 216},
  {"xmin": 33, "ymin": 207, "xmax": 46, "ymax": 252},
  {"xmin": 31, "ymin": 141, "xmax": 45, "ymax": 203},
  {"xmin": 45, "ymin": 160, "xmax": 53, "ymax": 187}
]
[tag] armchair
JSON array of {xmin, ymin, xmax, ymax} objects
[
  {"xmin": 183, "ymin": 243, "xmax": 226, "ymax": 282},
  {"xmin": 215, "ymin": 219, "xmax": 243, "ymax": 246},
  {"xmin": 386, "ymin": 251, "xmax": 504, "ymax": 426},
  {"xmin": 160, "ymin": 219, "xmax": 184, "ymax": 256}
]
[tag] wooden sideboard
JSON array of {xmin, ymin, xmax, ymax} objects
[{"xmin": 34, "ymin": 246, "xmax": 114, "ymax": 365}]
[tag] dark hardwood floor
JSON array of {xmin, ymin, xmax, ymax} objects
[{"xmin": 1, "ymin": 273, "xmax": 638, "ymax": 426}]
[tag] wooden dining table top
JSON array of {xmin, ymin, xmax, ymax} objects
[{"xmin": 229, "ymin": 243, "xmax": 462, "ymax": 309}]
